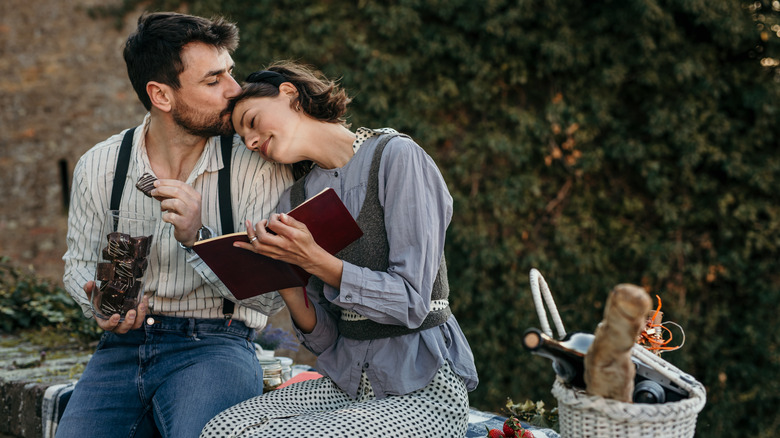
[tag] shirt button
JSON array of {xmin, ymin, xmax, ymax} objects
[
  {"xmin": 146, "ymin": 317, "xmax": 155, "ymax": 325},
  {"xmin": 344, "ymin": 294, "xmax": 352, "ymax": 301},
  {"xmin": 363, "ymin": 362, "xmax": 370, "ymax": 369},
  {"xmin": 334, "ymin": 171, "xmax": 339, "ymax": 177}
]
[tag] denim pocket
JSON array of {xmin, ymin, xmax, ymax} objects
[{"xmin": 199, "ymin": 330, "xmax": 258, "ymax": 355}]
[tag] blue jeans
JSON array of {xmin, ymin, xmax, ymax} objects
[{"xmin": 55, "ymin": 315, "xmax": 263, "ymax": 438}]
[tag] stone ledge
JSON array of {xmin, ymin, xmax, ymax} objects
[
  {"xmin": 0, "ymin": 308, "xmax": 312, "ymax": 438},
  {"xmin": 0, "ymin": 334, "xmax": 91, "ymax": 438}
]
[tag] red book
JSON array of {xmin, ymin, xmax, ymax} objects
[{"xmin": 193, "ymin": 188, "xmax": 362, "ymax": 300}]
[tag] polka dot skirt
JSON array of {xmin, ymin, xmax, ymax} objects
[{"xmin": 200, "ymin": 362, "xmax": 469, "ymax": 437}]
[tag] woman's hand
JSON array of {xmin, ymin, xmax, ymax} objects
[
  {"xmin": 242, "ymin": 214, "xmax": 320, "ymax": 269},
  {"xmin": 235, "ymin": 214, "xmax": 344, "ymax": 287}
]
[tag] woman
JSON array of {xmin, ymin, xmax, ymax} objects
[{"xmin": 200, "ymin": 61, "xmax": 478, "ymax": 437}]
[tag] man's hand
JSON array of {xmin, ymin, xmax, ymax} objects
[
  {"xmin": 152, "ymin": 179, "xmax": 203, "ymax": 247},
  {"xmin": 84, "ymin": 281, "xmax": 148, "ymax": 334}
]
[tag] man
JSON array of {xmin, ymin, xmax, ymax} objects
[{"xmin": 57, "ymin": 12, "xmax": 293, "ymax": 438}]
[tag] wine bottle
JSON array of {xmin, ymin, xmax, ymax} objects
[
  {"xmin": 522, "ymin": 327, "xmax": 689, "ymax": 403},
  {"xmin": 521, "ymin": 328, "xmax": 592, "ymax": 389}
]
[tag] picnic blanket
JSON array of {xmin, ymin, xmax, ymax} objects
[
  {"xmin": 465, "ymin": 409, "xmax": 560, "ymax": 438},
  {"xmin": 42, "ymin": 381, "xmax": 76, "ymax": 438}
]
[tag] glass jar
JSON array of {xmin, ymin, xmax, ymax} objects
[
  {"xmin": 91, "ymin": 210, "xmax": 157, "ymax": 321},
  {"xmin": 277, "ymin": 356, "xmax": 293, "ymax": 383},
  {"xmin": 259, "ymin": 358, "xmax": 283, "ymax": 391}
]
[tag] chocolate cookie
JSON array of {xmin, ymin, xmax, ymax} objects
[{"xmin": 135, "ymin": 173, "xmax": 157, "ymax": 198}]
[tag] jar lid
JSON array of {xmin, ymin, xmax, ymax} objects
[{"xmin": 259, "ymin": 357, "xmax": 282, "ymax": 371}]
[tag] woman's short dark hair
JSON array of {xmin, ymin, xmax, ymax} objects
[{"xmin": 123, "ymin": 12, "xmax": 239, "ymax": 110}]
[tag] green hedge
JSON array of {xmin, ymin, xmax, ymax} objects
[
  {"xmin": 90, "ymin": 1, "xmax": 780, "ymax": 436},
  {"xmin": 0, "ymin": 257, "xmax": 101, "ymax": 343}
]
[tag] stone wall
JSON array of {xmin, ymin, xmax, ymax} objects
[{"xmin": 0, "ymin": 0, "xmax": 146, "ymax": 282}]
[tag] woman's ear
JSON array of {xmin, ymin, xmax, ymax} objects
[
  {"xmin": 279, "ymin": 82, "xmax": 301, "ymax": 111},
  {"xmin": 279, "ymin": 82, "xmax": 298, "ymax": 97},
  {"xmin": 147, "ymin": 81, "xmax": 172, "ymax": 112}
]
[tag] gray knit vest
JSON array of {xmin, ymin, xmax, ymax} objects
[{"xmin": 289, "ymin": 133, "xmax": 451, "ymax": 340}]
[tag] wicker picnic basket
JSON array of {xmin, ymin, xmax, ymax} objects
[{"xmin": 529, "ymin": 269, "xmax": 707, "ymax": 438}]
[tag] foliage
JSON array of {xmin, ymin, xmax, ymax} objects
[
  {"xmin": 506, "ymin": 399, "xmax": 558, "ymax": 432},
  {"xmin": 0, "ymin": 257, "xmax": 101, "ymax": 344},
  {"xmin": 255, "ymin": 323, "xmax": 299, "ymax": 352},
  {"xmin": 96, "ymin": 1, "xmax": 779, "ymax": 436}
]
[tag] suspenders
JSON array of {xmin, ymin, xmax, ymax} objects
[
  {"xmin": 110, "ymin": 128, "xmax": 136, "ymax": 210},
  {"xmin": 110, "ymin": 128, "xmax": 236, "ymax": 318}
]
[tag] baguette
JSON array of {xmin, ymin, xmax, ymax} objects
[{"xmin": 584, "ymin": 283, "xmax": 652, "ymax": 402}]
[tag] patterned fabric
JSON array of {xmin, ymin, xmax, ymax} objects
[
  {"xmin": 41, "ymin": 382, "xmax": 76, "ymax": 438},
  {"xmin": 200, "ymin": 362, "xmax": 470, "ymax": 437},
  {"xmin": 341, "ymin": 299, "xmax": 450, "ymax": 321},
  {"xmin": 62, "ymin": 113, "xmax": 294, "ymax": 327}
]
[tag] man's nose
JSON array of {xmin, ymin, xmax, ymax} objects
[{"xmin": 225, "ymin": 75, "xmax": 242, "ymax": 98}]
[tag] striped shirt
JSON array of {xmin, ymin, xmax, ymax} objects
[{"xmin": 62, "ymin": 113, "xmax": 294, "ymax": 328}]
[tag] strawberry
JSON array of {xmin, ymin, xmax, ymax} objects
[
  {"xmin": 520, "ymin": 428, "xmax": 535, "ymax": 438},
  {"xmin": 503, "ymin": 416, "xmax": 523, "ymax": 437},
  {"xmin": 486, "ymin": 427, "xmax": 506, "ymax": 438}
]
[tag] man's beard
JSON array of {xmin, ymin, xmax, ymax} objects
[{"xmin": 172, "ymin": 99, "xmax": 234, "ymax": 137}]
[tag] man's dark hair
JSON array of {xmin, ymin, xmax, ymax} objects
[{"xmin": 123, "ymin": 12, "xmax": 239, "ymax": 110}]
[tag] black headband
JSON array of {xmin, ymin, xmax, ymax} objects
[{"xmin": 245, "ymin": 70, "xmax": 286, "ymax": 88}]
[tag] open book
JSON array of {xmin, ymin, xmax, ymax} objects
[{"xmin": 193, "ymin": 188, "xmax": 363, "ymax": 300}]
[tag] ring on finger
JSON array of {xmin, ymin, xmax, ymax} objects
[{"xmin": 249, "ymin": 236, "xmax": 258, "ymax": 243}]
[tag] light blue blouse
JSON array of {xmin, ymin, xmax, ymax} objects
[{"xmin": 276, "ymin": 128, "xmax": 479, "ymax": 399}]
